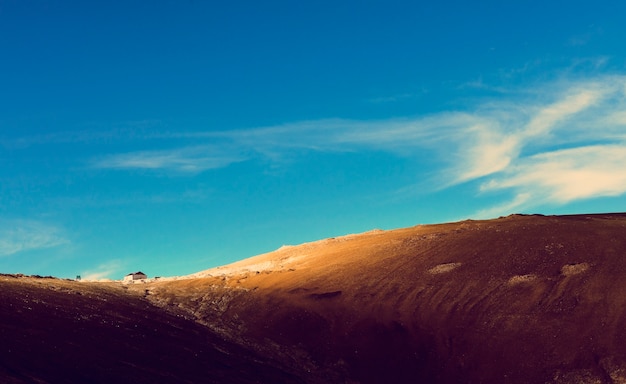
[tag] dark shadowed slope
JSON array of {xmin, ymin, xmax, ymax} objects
[
  {"xmin": 144, "ymin": 213, "xmax": 626, "ymax": 384},
  {"xmin": 0, "ymin": 276, "xmax": 301, "ymax": 384}
]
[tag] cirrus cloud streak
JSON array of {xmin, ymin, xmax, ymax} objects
[
  {"xmin": 93, "ymin": 145, "xmax": 246, "ymax": 174},
  {"xmin": 0, "ymin": 220, "xmax": 68, "ymax": 257},
  {"xmin": 94, "ymin": 74, "xmax": 626, "ymax": 216}
]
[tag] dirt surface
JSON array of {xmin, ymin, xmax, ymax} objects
[
  {"xmin": 0, "ymin": 276, "xmax": 300, "ymax": 384},
  {"xmin": 3, "ymin": 213, "xmax": 626, "ymax": 383}
]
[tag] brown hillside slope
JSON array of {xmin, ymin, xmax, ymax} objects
[
  {"xmin": 144, "ymin": 213, "xmax": 626, "ymax": 383},
  {"xmin": 0, "ymin": 276, "xmax": 300, "ymax": 384}
]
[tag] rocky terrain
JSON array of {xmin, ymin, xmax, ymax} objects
[
  {"xmin": 0, "ymin": 274, "xmax": 301, "ymax": 384},
  {"xmin": 3, "ymin": 213, "xmax": 626, "ymax": 383}
]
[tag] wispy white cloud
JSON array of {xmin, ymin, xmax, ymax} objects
[
  {"xmin": 0, "ymin": 220, "xmax": 68, "ymax": 257},
  {"xmin": 482, "ymin": 145, "xmax": 626, "ymax": 204},
  {"xmin": 81, "ymin": 260, "xmax": 123, "ymax": 281},
  {"xmin": 464, "ymin": 76, "xmax": 626, "ymax": 215},
  {"xmin": 93, "ymin": 73, "xmax": 626, "ymax": 217},
  {"xmin": 1, "ymin": 120, "xmax": 165, "ymax": 149},
  {"xmin": 213, "ymin": 77, "xmax": 624, "ymax": 181},
  {"xmin": 242, "ymin": 74, "xmax": 626, "ymax": 215},
  {"xmin": 522, "ymin": 86, "xmax": 604, "ymax": 137},
  {"xmin": 604, "ymin": 111, "xmax": 626, "ymax": 127},
  {"xmin": 450, "ymin": 81, "xmax": 612, "ymax": 183},
  {"xmin": 93, "ymin": 145, "xmax": 246, "ymax": 173}
]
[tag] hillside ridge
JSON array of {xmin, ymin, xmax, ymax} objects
[
  {"xmin": 139, "ymin": 212, "xmax": 626, "ymax": 383},
  {"xmin": 4, "ymin": 212, "xmax": 626, "ymax": 383}
]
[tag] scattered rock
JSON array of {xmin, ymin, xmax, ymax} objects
[
  {"xmin": 508, "ymin": 274, "xmax": 537, "ymax": 285},
  {"xmin": 561, "ymin": 263, "xmax": 590, "ymax": 277},
  {"xmin": 428, "ymin": 263, "xmax": 461, "ymax": 274}
]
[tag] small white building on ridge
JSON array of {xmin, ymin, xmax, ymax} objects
[{"xmin": 123, "ymin": 271, "xmax": 147, "ymax": 282}]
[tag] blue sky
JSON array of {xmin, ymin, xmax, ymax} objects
[{"xmin": 1, "ymin": 1, "xmax": 626, "ymax": 279}]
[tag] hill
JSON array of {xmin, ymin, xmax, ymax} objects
[
  {"xmin": 3, "ymin": 213, "xmax": 626, "ymax": 383},
  {"xmin": 0, "ymin": 275, "xmax": 300, "ymax": 383}
]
